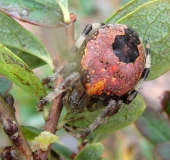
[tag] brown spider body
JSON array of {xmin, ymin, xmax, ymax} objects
[
  {"xmin": 78, "ymin": 24, "xmax": 146, "ymax": 98},
  {"xmin": 38, "ymin": 23, "xmax": 151, "ymax": 139}
]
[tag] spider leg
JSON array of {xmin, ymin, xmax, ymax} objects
[
  {"xmin": 76, "ymin": 23, "xmax": 105, "ymax": 48},
  {"xmin": 42, "ymin": 69, "xmax": 61, "ymax": 85},
  {"xmin": 60, "ymin": 62, "xmax": 77, "ymax": 77},
  {"xmin": 42, "ymin": 62, "xmax": 77, "ymax": 85},
  {"xmin": 69, "ymin": 23, "xmax": 106, "ymax": 60},
  {"xmin": 37, "ymin": 72, "xmax": 80, "ymax": 110},
  {"xmin": 80, "ymin": 100, "xmax": 123, "ymax": 139},
  {"xmin": 64, "ymin": 124, "xmax": 85, "ymax": 138},
  {"xmin": 126, "ymin": 40, "xmax": 151, "ymax": 103}
]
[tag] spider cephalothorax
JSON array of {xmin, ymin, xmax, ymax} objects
[{"xmin": 37, "ymin": 23, "xmax": 151, "ymax": 139}]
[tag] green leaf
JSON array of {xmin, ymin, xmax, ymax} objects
[
  {"xmin": 106, "ymin": 0, "xmax": 170, "ymax": 80},
  {"xmin": 7, "ymin": 47, "xmax": 46, "ymax": 69},
  {"xmin": 155, "ymin": 142, "xmax": 170, "ymax": 160},
  {"xmin": 0, "ymin": 44, "xmax": 46, "ymax": 100},
  {"xmin": 20, "ymin": 126, "xmax": 41, "ymax": 140},
  {"xmin": 57, "ymin": 0, "xmax": 68, "ymax": 8},
  {"xmin": 0, "ymin": 11, "xmax": 54, "ymax": 69},
  {"xmin": 64, "ymin": 94, "xmax": 146, "ymax": 141},
  {"xmin": 75, "ymin": 143, "xmax": 104, "ymax": 160},
  {"xmin": 0, "ymin": 76, "xmax": 12, "ymax": 95},
  {"xmin": 139, "ymin": 140, "xmax": 154, "ymax": 160},
  {"xmin": 34, "ymin": 0, "xmax": 60, "ymax": 7},
  {"xmin": 135, "ymin": 107, "xmax": 170, "ymax": 145},
  {"xmin": 52, "ymin": 141, "xmax": 73, "ymax": 160},
  {"xmin": 105, "ymin": 0, "xmax": 155, "ymax": 23},
  {"xmin": 56, "ymin": 0, "xmax": 70, "ymax": 23},
  {"xmin": 0, "ymin": 0, "xmax": 64, "ymax": 27},
  {"xmin": 160, "ymin": 91, "xmax": 170, "ymax": 118}
]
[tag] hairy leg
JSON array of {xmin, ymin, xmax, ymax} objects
[
  {"xmin": 80, "ymin": 100, "xmax": 123, "ymax": 139},
  {"xmin": 42, "ymin": 62, "xmax": 77, "ymax": 85},
  {"xmin": 37, "ymin": 72, "xmax": 80, "ymax": 110}
]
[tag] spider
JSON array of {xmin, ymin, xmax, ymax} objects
[{"xmin": 37, "ymin": 23, "xmax": 151, "ymax": 139}]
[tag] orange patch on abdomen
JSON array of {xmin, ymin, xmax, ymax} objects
[{"xmin": 85, "ymin": 79, "xmax": 106, "ymax": 96}]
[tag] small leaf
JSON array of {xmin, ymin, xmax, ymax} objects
[
  {"xmin": 155, "ymin": 142, "xmax": 170, "ymax": 160},
  {"xmin": 0, "ymin": 76, "xmax": 12, "ymax": 95},
  {"xmin": 75, "ymin": 143, "xmax": 104, "ymax": 160},
  {"xmin": 20, "ymin": 126, "xmax": 41, "ymax": 141},
  {"xmin": 35, "ymin": 131, "xmax": 59, "ymax": 151},
  {"xmin": 0, "ymin": 44, "xmax": 46, "ymax": 100},
  {"xmin": 135, "ymin": 107, "xmax": 170, "ymax": 145},
  {"xmin": 0, "ymin": 0, "xmax": 64, "ymax": 27},
  {"xmin": 64, "ymin": 94, "xmax": 146, "ymax": 141},
  {"xmin": 106, "ymin": 0, "xmax": 170, "ymax": 80},
  {"xmin": 20, "ymin": 125, "xmax": 73, "ymax": 159},
  {"xmin": 160, "ymin": 91, "xmax": 170, "ymax": 118},
  {"xmin": 0, "ymin": 11, "xmax": 54, "ymax": 69}
]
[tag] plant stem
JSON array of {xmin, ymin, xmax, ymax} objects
[
  {"xmin": 65, "ymin": 13, "xmax": 76, "ymax": 50},
  {"xmin": 0, "ymin": 94, "xmax": 33, "ymax": 160},
  {"xmin": 35, "ymin": 14, "xmax": 76, "ymax": 159},
  {"xmin": 34, "ymin": 79, "xmax": 63, "ymax": 160}
]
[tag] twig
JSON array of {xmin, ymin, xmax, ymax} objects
[
  {"xmin": 0, "ymin": 94, "xmax": 33, "ymax": 160},
  {"xmin": 34, "ymin": 84, "xmax": 63, "ymax": 160},
  {"xmin": 35, "ymin": 13, "xmax": 76, "ymax": 160},
  {"xmin": 65, "ymin": 13, "xmax": 76, "ymax": 50}
]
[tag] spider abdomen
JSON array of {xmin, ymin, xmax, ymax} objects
[{"xmin": 79, "ymin": 24, "xmax": 146, "ymax": 97}]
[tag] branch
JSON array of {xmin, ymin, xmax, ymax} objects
[
  {"xmin": 34, "ymin": 78, "xmax": 63, "ymax": 160},
  {"xmin": 65, "ymin": 13, "xmax": 76, "ymax": 50},
  {"xmin": 0, "ymin": 94, "xmax": 33, "ymax": 160},
  {"xmin": 34, "ymin": 14, "xmax": 76, "ymax": 159}
]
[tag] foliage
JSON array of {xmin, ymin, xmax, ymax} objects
[
  {"xmin": 64, "ymin": 95, "xmax": 145, "ymax": 142},
  {"xmin": 0, "ymin": 44, "xmax": 46, "ymax": 100},
  {"xmin": 135, "ymin": 91, "xmax": 170, "ymax": 160},
  {"xmin": 0, "ymin": 0, "xmax": 170, "ymax": 159},
  {"xmin": 74, "ymin": 143, "xmax": 104, "ymax": 160},
  {"xmin": 106, "ymin": 0, "xmax": 170, "ymax": 80}
]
